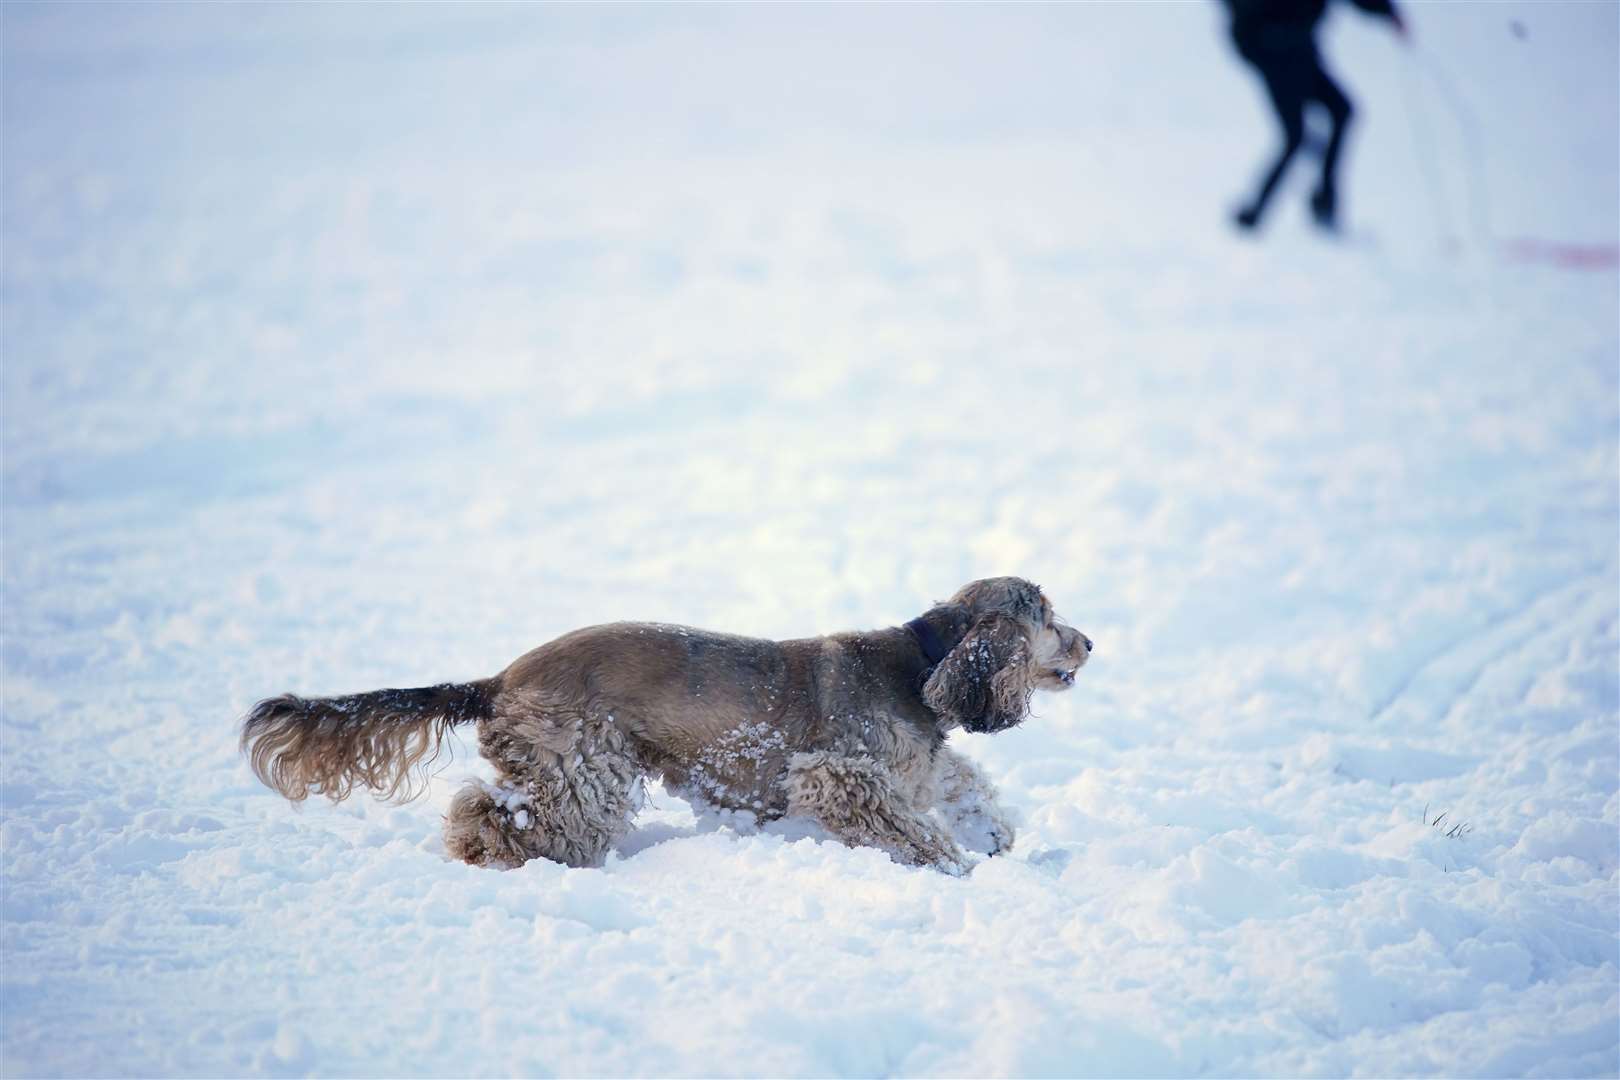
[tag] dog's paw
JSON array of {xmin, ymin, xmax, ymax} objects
[
  {"xmin": 883, "ymin": 822, "xmax": 970, "ymax": 876},
  {"xmin": 984, "ymin": 818, "xmax": 1015, "ymax": 857},
  {"xmin": 443, "ymin": 782, "xmax": 534, "ymax": 869},
  {"xmin": 948, "ymin": 805, "xmax": 1016, "ymax": 857}
]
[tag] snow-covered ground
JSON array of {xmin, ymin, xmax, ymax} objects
[{"xmin": 3, "ymin": 3, "xmax": 1617, "ymax": 1076}]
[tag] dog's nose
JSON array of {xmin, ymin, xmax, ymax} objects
[{"xmin": 1080, "ymin": 634, "xmax": 1093, "ymax": 654}]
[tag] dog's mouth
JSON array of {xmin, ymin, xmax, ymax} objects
[{"xmin": 1052, "ymin": 668, "xmax": 1077, "ymax": 687}]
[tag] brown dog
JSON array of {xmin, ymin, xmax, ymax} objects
[{"xmin": 241, "ymin": 577, "xmax": 1092, "ymax": 873}]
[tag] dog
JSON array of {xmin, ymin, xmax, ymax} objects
[{"xmin": 240, "ymin": 577, "xmax": 1092, "ymax": 873}]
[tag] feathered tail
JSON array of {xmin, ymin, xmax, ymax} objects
[{"xmin": 240, "ymin": 680, "xmax": 498, "ymax": 804}]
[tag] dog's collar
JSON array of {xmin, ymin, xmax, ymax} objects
[{"xmin": 905, "ymin": 617, "xmax": 953, "ymax": 667}]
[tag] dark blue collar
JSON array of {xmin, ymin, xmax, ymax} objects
[{"xmin": 905, "ymin": 617, "xmax": 953, "ymax": 666}]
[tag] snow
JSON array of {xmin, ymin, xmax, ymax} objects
[{"xmin": 3, "ymin": 1, "xmax": 1617, "ymax": 1076}]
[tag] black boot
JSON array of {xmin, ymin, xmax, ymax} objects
[{"xmin": 1309, "ymin": 183, "xmax": 1338, "ymax": 230}]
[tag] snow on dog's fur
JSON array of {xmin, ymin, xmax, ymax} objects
[{"xmin": 240, "ymin": 577, "xmax": 1092, "ymax": 873}]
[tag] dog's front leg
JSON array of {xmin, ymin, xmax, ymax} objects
[
  {"xmin": 933, "ymin": 747, "xmax": 1015, "ymax": 857},
  {"xmin": 785, "ymin": 751, "xmax": 968, "ymax": 874}
]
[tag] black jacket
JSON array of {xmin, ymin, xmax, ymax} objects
[{"xmin": 1225, "ymin": 0, "xmax": 1399, "ymax": 52}]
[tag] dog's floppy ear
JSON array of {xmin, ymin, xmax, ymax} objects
[{"xmin": 921, "ymin": 614, "xmax": 1034, "ymax": 733}]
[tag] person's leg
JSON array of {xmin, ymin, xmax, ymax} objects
[
  {"xmin": 1236, "ymin": 48, "xmax": 1310, "ymax": 229},
  {"xmin": 1308, "ymin": 60, "xmax": 1355, "ymax": 227}
]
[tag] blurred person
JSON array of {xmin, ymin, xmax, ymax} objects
[{"xmin": 1225, "ymin": 0, "xmax": 1406, "ymax": 231}]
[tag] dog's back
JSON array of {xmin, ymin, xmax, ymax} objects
[{"xmin": 501, "ymin": 622, "xmax": 821, "ymax": 811}]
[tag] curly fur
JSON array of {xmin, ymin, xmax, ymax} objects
[
  {"xmin": 239, "ymin": 576, "xmax": 1091, "ymax": 873},
  {"xmin": 922, "ymin": 614, "xmax": 1035, "ymax": 733},
  {"xmin": 441, "ymin": 688, "xmax": 644, "ymax": 868},
  {"xmin": 240, "ymin": 683, "xmax": 494, "ymax": 803},
  {"xmin": 785, "ymin": 751, "xmax": 969, "ymax": 873}
]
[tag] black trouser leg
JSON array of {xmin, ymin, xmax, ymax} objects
[
  {"xmin": 1237, "ymin": 48, "xmax": 1309, "ymax": 228},
  {"xmin": 1310, "ymin": 64, "xmax": 1354, "ymax": 226}
]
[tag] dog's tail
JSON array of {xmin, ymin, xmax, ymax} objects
[{"xmin": 240, "ymin": 679, "xmax": 499, "ymax": 804}]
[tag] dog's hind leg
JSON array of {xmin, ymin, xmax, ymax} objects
[
  {"xmin": 443, "ymin": 693, "xmax": 643, "ymax": 869},
  {"xmin": 933, "ymin": 748, "xmax": 1015, "ymax": 857},
  {"xmin": 784, "ymin": 751, "xmax": 968, "ymax": 874},
  {"xmin": 444, "ymin": 779, "xmax": 547, "ymax": 869}
]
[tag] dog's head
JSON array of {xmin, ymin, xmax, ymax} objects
[{"xmin": 920, "ymin": 577, "xmax": 1092, "ymax": 733}]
